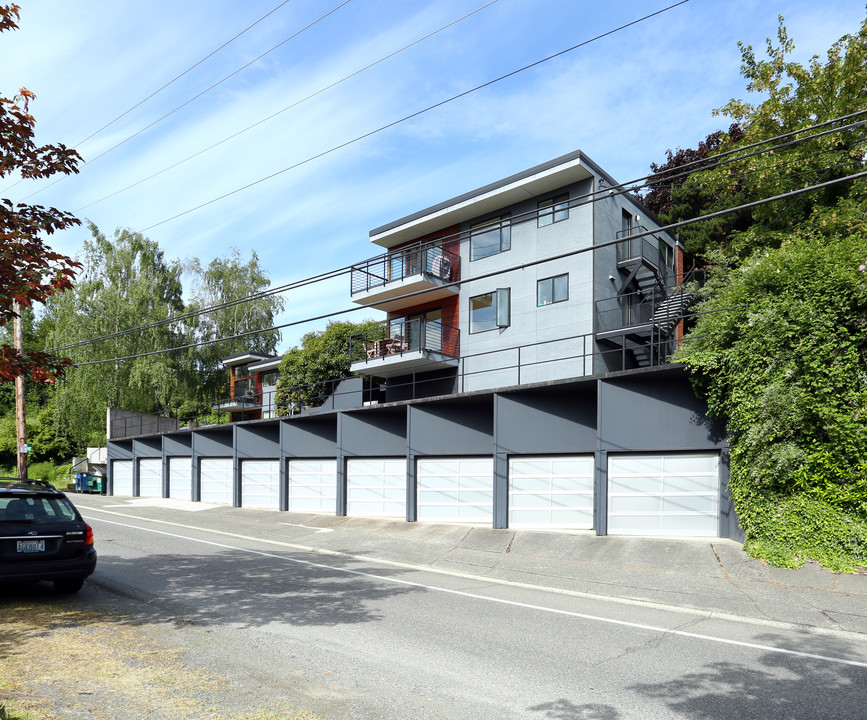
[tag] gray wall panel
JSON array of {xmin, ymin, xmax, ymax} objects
[
  {"xmin": 598, "ymin": 368, "xmax": 727, "ymax": 452},
  {"xmin": 132, "ymin": 438, "xmax": 162, "ymax": 457},
  {"xmin": 495, "ymin": 387, "xmax": 596, "ymax": 455},
  {"xmin": 191, "ymin": 430, "xmax": 234, "ymax": 456},
  {"xmin": 236, "ymin": 424, "xmax": 280, "ymax": 458},
  {"xmin": 281, "ymin": 417, "xmax": 338, "ymax": 457},
  {"xmin": 409, "ymin": 399, "xmax": 493, "ymax": 455},
  {"xmin": 340, "ymin": 410, "xmax": 407, "ymax": 457},
  {"xmin": 163, "ymin": 435, "xmax": 192, "ymax": 456}
]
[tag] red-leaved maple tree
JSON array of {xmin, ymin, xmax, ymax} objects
[{"xmin": 1, "ymin": 3, "xmax": 82, "ymax": 382}]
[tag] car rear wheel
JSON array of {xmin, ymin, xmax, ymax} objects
[{"xmin": 54, "ymin": 578, "xmax": 85, "ymax": 594}]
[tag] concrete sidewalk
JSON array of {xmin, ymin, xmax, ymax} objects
[{"xmin": 83, "ymin": 496, "xmax": 867, "ymax": 637}]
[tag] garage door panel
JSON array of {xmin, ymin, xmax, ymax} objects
[
  {"xmin": 138, "ymin": 459, "xmax": 162, "ymax": 497},
  {"xmin": 241, "ymin": 460, "xmax": 279, "ymax": 509},
  {"xmin": 610, "ymin": 495, "xmax": 663, "ymax": 513},
  {"xmin": 608, "ymin": 453, "xmax": 719, "ymax": 537},
  {"xmin": 417, "ymin": 457, "xmax": 493, "ymax": 524},
  {"xmin": 552, "ymin": 459, "xmax": 592, "ymax": 475},
  {"xmin": 664, "ymin": 455, "xmax": 718, "ymax": 473},
  {"xmin": 664, "ymin": 496, "xmax": 716, "ymax": 513},
  {"xmin": 287, "ymin": 459, "xmax": 336, "ymax": 514},
  {"xmin": 169, "ymin": 457, "xmax": 192, "ymax": 500},
  {"xmin": 662, "ymin": 514, "xmax": 716, "ymax": 533},
  {"xmin": 112, "ymin": 460, "xmax": 133, "ymax": 496},
  {"xmin": 665, "ymin": 476, "xmax": 716, "ymax": 493},
  {"xmin": 610, "ymin": 476, "xmax": 664, "ymax": 495},
  {"xmin": 508, "ymin": 455, "xmax": 594, "ymax": 530},
  {"xmin": 347, "ymin": 458, "xmax": 405, "ymax": 519},
  {"xmin": 610, "ymin": 456, "xmax": 663, "ymax": 475},
  {"xmin": 200, "ymin": 458, "xmax": 233, "ymax": 504}
]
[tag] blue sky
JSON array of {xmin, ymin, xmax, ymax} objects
[{"xmin": 1, "ymin": 0, "xmax": 864, "ymax": 351}]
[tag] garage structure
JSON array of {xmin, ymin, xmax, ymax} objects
[{"xmin": 107, "ymin": 367, "xmax": 740, "ymax": 540}]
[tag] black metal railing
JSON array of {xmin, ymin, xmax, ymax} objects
[
  {"xmin": 350, "ymin": 242, "xmax": 460, "ymax": 295},
  {"xmin": 348, "ymin": 317, "xmax": 459, "ymax": 363},
  {"xmin": 615, "ymin": 226, "xmax": 672, "ymax": 286},
  {"xmin": 595, "ymin": 267, "xmax": 704, "ymax": 336}
]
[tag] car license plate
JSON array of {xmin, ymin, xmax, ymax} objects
[{"xmin": 16, "ymin": 540, "xmax": 45, "ymax": 553}]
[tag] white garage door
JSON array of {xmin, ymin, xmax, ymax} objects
[
  {"xmin": 346, "ymin": 458, "xmax": 405, "ymax": 518},
  {"xmin": 200, "ymin": 458, "xmax": 234, "ymax": 505},
  {"xmin": 608, "ymin": 453, "xmax": 719, "ymax": 537},
  {"xmin": 138, "ymin": 458, "xmax": 162, "ymax": 497},
  {"xmin": 111, "ymin": 459, "xmax": 133, "ymax": 496},
  {"xmin": 169, "ymin": 457, "xmax": 192, "ymax": 500},
  {"xmin": 509, "ymin": 456, "xmax": 594, "ymax": 529},
  {"xmin": 417, "ymin": 458, "xmax": 493, "ymax": 524},
  {"xmin": 241, "ymin": 460, "xmax": 280, "ymax": 509},
  {"xmin": 287, "ymin": 459, "xmax": 337, "ymax": 514}
]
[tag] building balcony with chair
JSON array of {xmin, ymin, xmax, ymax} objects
[{"xmin": 349, "ymin": 317, "xmax": 460, "ymax": 378}]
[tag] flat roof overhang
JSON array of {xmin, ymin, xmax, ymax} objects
[
  {"xmin": 370, "ymin": 151, "xmax": 597, "ymax": 249},
  {"xmin": 350, "ymin": 350, "xmax": 459, "ymax": 378},
  {"xmin": 351, "ymin": 277, "xmax": 458, "ymax": 311},
  {"xmin": 215, "ymin": 399, "xmax": 262, "ymax": 413}
]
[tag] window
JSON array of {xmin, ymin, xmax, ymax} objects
[
  {"xmin": 537, "ymin": 274, "xmax": 568, "ymax": 306},
  {"xmin": 538, "ymin": 194, "xmax": 569, "ymax": 227},
  {"xmin": 260, "ymin": 371, "xmax": 279, "ymax": 387},
  {"xmin": 470, "ymin": 289, "xmax": 510, "ymax": 333},
  {"xmin": 470, "ymin": 216, "xmax": 510, "ymax": 261}
]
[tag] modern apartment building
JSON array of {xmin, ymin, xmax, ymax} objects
[{"xmin": 107, "ymin": 151, "xmax": 738, "ymax": 540}]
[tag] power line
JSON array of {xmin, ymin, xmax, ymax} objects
[
  {"xmin": 18, "ymin": 0, "xmax": 355, "ymax": 203},
  {"xmin": 75, "ymin": 0, "xmax": 297, "ymax": 147},
  {"xmin": 0, "ymin": 0, "xmax": 297, "ymax": 196},
  {"xmin": 75, "ymin": 0, "xmax": 501, "ymax": 213},
  {"xmin": 52, "ymin": 111, "xmax": 867, "ymax": 354},
  {"xmin": 69, "ymin": 165, "xmax": 867, "ymax": 367},
  {"xmin": 136, "ymin": 0, "xmax": 693, "ymax": 232}
]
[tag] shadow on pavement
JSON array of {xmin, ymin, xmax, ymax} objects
[{"xmin": 628, "ymin": 630, "xmax": 865, "ymax": 719}]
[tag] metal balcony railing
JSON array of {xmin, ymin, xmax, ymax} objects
[
  {"xmin": 351, "ymin": 243, "xmax": 460, "ymax": 295},
  {"xmin": 615, "ymin": 226, "xmax": 672, "ymax": 286},
  {"xmin": 349, "ymin": 317, "xmax": 459, "ymax": 362}
]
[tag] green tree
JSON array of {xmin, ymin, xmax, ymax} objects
[
  {"xmin": 185, "ymin": 248, "xmax": 283, "ymax": 397},
  {"xmin": 43, "ymin": 223, "xmax": 189, "ymax": 447},
  {"xmin": 275, "ymin": 320, "xmax": 379, "ymax": 411},
  {"xmin": 672, "ymin": 14, "xmax": 867, "ymax": 570},
  {"xmin": 647, "ymin": 15, "xmax": 867, "ymax": 262}
]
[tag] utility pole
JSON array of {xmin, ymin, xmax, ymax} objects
[{"xmin": 13, "ymin": 300, "xmax": 27, "ymax": 479}]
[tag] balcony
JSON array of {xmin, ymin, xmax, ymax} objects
[
  {"xmin": 349, "ymin": 317, "xmax": 460, "ymax": 378},
  {"xmin": 615, "ymin": 226, "xmax": 672, "ymax": 289},
  {"xmin": 350, "ymin": 243, "xmax": 460, "ymax": 312}
]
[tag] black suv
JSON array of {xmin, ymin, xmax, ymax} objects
[{"xmin": 0, "ymin": 478, "xmax": 96, "ymax": 593}]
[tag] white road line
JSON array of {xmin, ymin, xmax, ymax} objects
[
  {"xmin": 85, "ymin": 514, "xmax": 867, "ymax": 670},
  {"xmin": 277, "ymin": 522, "xmax": 334, "ymax": 533}
]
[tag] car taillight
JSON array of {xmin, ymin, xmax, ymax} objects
[{"xmin": 85, "ymin": 524, "xmax": 94, "ymax": 546}]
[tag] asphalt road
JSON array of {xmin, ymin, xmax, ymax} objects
[{"xmin": 72, "ymin": 499, "xmax": 867, "ymax": 720}]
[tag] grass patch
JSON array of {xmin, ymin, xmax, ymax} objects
[{"xmin": 0, "ymin": 596, "xmax": 324, "ymax": 720}]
